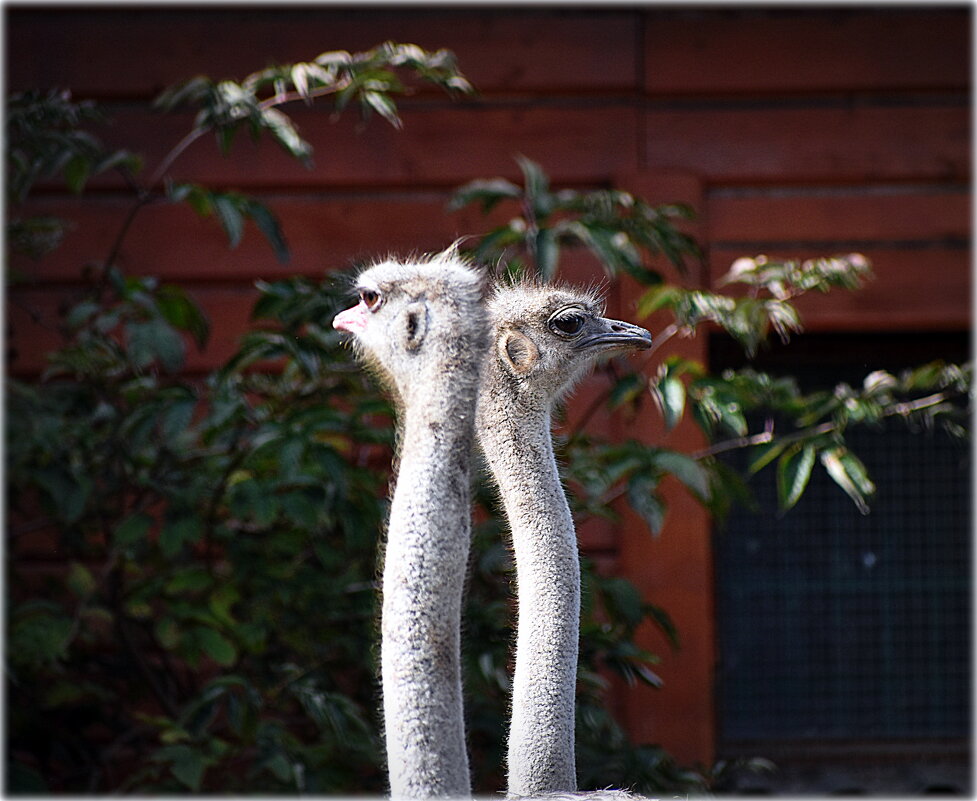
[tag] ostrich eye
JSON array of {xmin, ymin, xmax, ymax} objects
[
  {"xmin": 359, "ymin": 289, "xmax": 383, "ymax": 311},
  {"xmin": 548, "ymin": 311, "xmax": 586, "ymax": 337}
]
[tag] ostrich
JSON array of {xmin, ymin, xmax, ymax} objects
[
  {"xmin": 333, "ymin": 251, "xmax": 487, "ymax": 799},
  {"xmin": 475, "ymin": 281, "xmax": 652, "ymax": 799}
]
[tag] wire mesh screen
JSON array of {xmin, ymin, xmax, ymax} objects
[{"xmin": 713, "ymin": 345, "xmax": 971, "ymax": 744}]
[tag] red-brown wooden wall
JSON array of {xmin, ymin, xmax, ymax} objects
[{"xmin": 7, "ymin": 6, "xmax": 971, "ymax": 769}]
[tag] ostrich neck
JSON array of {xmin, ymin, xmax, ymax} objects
[
  {"xmin": 477, "ymin": 389, "xmax": 580, "ymax": 796},
  {"xmin": 382, "ymin": 374, "xmax": 476, "ymax": 799}
]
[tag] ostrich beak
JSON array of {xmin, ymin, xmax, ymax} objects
[
  {"xmin": 333, "ymin": 301, "xmax": 370, "ymax": 333},
  {"xmin": 573, "ymin": 317, "xmax": 653, "ymax": 353}
]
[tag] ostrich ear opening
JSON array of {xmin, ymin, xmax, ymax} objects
[
  {"xmin": 403, "ymin": 301, "xmax": 429, "ymax": 351},
  {"xmin": 500, "ymin": 330, "xmax": 539, "ymax": 375}
]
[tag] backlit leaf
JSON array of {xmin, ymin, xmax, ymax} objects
[
  {"xmin": 777, "ymin": 444, "xmax": 816, "ymax": 511},
  {"xmin": 361, "ymin": 90, "xmax": 401, "ymax": 128},
  {"xmin": 653, "ymin": 374, "xmax": 686, "ymax": 430},
  {"xmin": 821, "ymin": 446, "xmax": 875, "ymax": 515}
]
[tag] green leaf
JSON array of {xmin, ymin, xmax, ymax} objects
[
  {"xmin": 653, "ymin": 449, "xmax": 710, "ymax": 500},
  {"xmin": 216, "ymin": 123, "xmax": 239, "ymax": 156},
  {"xmin": 636, "ymin": 284, "xmax": 681, "ymax": 319},
  {"xmin": 165, "ymin": 568, "xmax": 213, "ymax": 594},
  {"xmin": 63, "ymin": 154, "xmax": 91, "ymax": 194},
  {"xmin": 644, "ymin": 602, "xmax": 680, "ymax": 648},
  {"xmin": 447, "ymin": 178, "xmax": 522, "ymax": 213},
  {"xmin": 361, "ymin": 90, "xmax": 402, "ymax": 128},
  {"xmin": 229, "ymin": 478, "xmax": 280, "ymax": 526},
  {"xmin": 178, "ymin": 183, "xmax": 213, "ymax": 216},
  {"xmin": 195, "ymin": 627, "xmax": 237, "ymax": 667},
  {"xmin": 283, "ymin": 492, "xmax": 319, "ymax": 527},
  {"xmin": 653, "ymin": 373, "xmax": 686, "ymax": 430},
  {"xmin": 534, "ymin": 228, "xmax": 560, "ymax": 281},
  {"xmin": 264, "ymin": 752, "xmax": 292, "ymax": 783},
  {"xmin": 128, "ymin": 319, "xmax": 186, "ymax": 373},
  {"xmin": 290, "ymin": 63, "xmax": 311, "ymax": 100},
  {"xmin": 64, "ymin": 299, "xmax": 101, "ymax": 330},
  {"xmin": 627, "ymin": 474, "xmax": 666, "ymax": 536},
  {"xmin": 114, "ymin": 513, "xmax": 153, "ymax": 547},
  {"xmin": 162, "ymin": 399, "xmax": 196, "ymax": 441},
  {"xmin": 155, "ymin": 617, "xmax": 181, "ymax": 650},
  {"xmin": 212, "ymin": 194, "xmax": 245, "ymax": 249},
  {"xmin": 574, "ymin": 222, "xmax": 646, "ymax": 282},
  {"xmin": 259, "ymin": 107, "xmax": 312, "ymax": 163},
  {"xmin": 9, "ymin": 603, "xmax": 73, "ymax": 669},
  {"xmin": 167, "ymin": 744, "xmax": 206, "ymax": 791},
  {"xmin": 93, "ymin": 148, "xmax": 142, "ymax": 177},
  {"xmin": 34, "ymin": 466, "xmax": 91, "ymax": 523},
  {"xmin": 820, "ymin": 446, "xmax": 875, "ymax": 514},
  {"xmin": 608, "ymin": 372, "xmax": 645, "ymax": 409},
  {"xmin": 156, "ymin": 286, "xmax": 211, "ymax": 349},
  {"xmin": 516, "ymin": 155, "xmax": 551, "ymax": 218},
  {"xmin": 160, "ymin": 516, "xmax": 204, "ymax": 558},
  {"xmin": 777, "ymin": 444, "xmax": 816, "ymax": 511},
  {"xmin": 66, "ymin": 562, "xmax": 96, "ymax": 598},
  {"xmin": 748, "ymin": 439, "xmax": 788, "ymax": 474},
  {"xmin": 208, "ymin": 584, "xmax": 240, "ymax": 627},
  {"xmin": 153, "ymin": 76, "xmax": 214, "ymax": 112},
  {"xmin": 244, "ymin": 200, "xmax": 290, "ymax": 264},
  {"xmin": 599, "ymin": 577, "xmax": 644, "ymax": 626}
]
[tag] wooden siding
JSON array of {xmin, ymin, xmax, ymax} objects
[{"xmin": 7, "ymin": 6, "xmax": 971, "ymax": 770}]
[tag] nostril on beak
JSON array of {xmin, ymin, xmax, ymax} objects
[{"xmin": 610, "ymin": 323, "xmax": 627, "ymax": 333}]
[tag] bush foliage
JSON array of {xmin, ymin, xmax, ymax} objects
[{"xmin": 6, "ymin": 44, "xmax": 971, "ymax": 795}]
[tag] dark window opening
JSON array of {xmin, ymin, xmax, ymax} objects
[{"xmin": 709, "ymin": 331, "xmax": 971, "ymax": 792}]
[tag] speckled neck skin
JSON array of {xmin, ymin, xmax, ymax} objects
[
  {"xmin": 335, "ymin": 252, "xmax": 486, "ymax": 799},
  {"xmin": 475, "ymin": 282, "xmax": 652, "ymax": 799},
  {"xmin": 475, "ymin": 284, "xmax": 600, "ymax": 797},
  {"xmin": 382, "ymin": 370, "xmax": 477, "ymax": 799},
  {"xmin": 480, "ymin": 387, "xmax": 580, "ymax": 797}
]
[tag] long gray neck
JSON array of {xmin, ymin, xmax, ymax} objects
[
  {"xmin": 383, "ymin": 374, "xmax": 476, "ymax": 799},
  {"xmin": 477, "ymin": 384, "xmax": 580, "ymax": 797}
]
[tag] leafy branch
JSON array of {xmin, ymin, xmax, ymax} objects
[
  {"xmin": 151, "ymin": 41, "xmax": 472, "ymax": 178},
  {"xmin": 7, "ymin": 43, "xmax": 473, "ymax": 291},
  {"xmin": 120, "ymin": 42, "xmax": 471, "ymax": 275},
  {"xmin": 453, "ymin": 160, "xmax": 971, "ymax": 526},
  {"xmin": 689, "ymin": 361, "xmax": 971, "ymax": 513},
  {"xmin": 450, "ymin": 155, "xmax": 702, "ymax": 282},
  {"xmin": 6, "ymin": 90, "xmax": 142, "ymax": 263},
  {"xmin": 638, "ymin": 253, "xmax": 873, "ymax": 356}
]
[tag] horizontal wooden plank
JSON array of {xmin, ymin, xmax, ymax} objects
[
  {"xmin": 37, "ymin": 99, "xmax": 967, "ymax": 194},
  {"xmin": 644, "ymin": 9, "xmax": 971, "ymax": 95},
  {"xmin": 7, "ymin": 7, "xmax": 638, "ymax": 99},
  {"xmin": 645, "ymin": 104, "xmax": 970, "ymax": 183},
  {"xmin": 10, "ymin": 193, "xmax": 501, "ymax": 284},
  {"xmin": 708, "ymin": 187, "xmax": 970, "ymax": 243},
  {"xmin": 708, "ymin": 247, "xmax": 971, "ymax": 331},
  {"xmin": 75, "ymin": 103, "xmax": 640, "ymax": 190}
]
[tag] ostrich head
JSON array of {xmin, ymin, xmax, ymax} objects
[
  {"xmin": 333, "ymin": 251, "xmax": 486, "ymax": 407},
  {"xmin": 486, "ymin": 281, "xmax": 652, "ymax": 408}
]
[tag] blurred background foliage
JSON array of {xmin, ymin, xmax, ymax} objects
[{"xmin": 6, "ymin": 43, "xmax": 970, "ymax": 795}]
